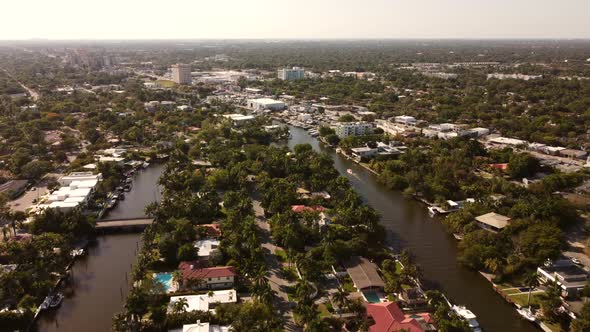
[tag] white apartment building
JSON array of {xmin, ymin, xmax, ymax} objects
[
  {"xmin": 171, "ymin": 63, "xmax": 192, "ymax": 84},
  {"xmin": 278, "ymin": 67, "xmax": 305, "ymax": 80},
  {"xmin": 334, "ymin": 122, "xmax": 373, "ymax": 138}
]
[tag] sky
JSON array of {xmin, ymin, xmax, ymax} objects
[{"xmin": 2, "ymin": 0, "xmax": 589, "ymax": 40}]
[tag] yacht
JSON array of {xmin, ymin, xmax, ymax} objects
[
  {"xmin": 452, "ymin": 305, "xmax": 482, "ymax": 332},
  {"xmin": 517, "ymin": 307, "xmax": 537, "ymax": 322}
]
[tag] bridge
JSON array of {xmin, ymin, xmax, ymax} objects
[{"xmin": 95, "ymin": 217, "xmax": 153, "ymax": 232}]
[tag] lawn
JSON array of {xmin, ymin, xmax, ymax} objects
[
  {"xmin": 508, "ymin": 291, "xmax": 545, "ymax": 308},
  {"xmin": 341, "ymin": 277, "xmax": 356, "ymax": 293},
  {"xmin": 318, "ymin": 303, "xmax": 332, "ymax": 318},
  {"xmin": 156, "ymin": 80, "xmax": 177, "ymax": 88}
]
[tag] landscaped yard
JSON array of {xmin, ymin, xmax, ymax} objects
[{"xmin": 508, "ymin": 291, "xmax": 545, "ymax": 308}]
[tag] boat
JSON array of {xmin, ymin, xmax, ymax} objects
[
  {"xmin": 347, "ymin": 169, "xmax": 354, "ymax": 175},
  {"xmin": 124, "ymin": 184, "xmax": 132, "ymax": 192},
  {"xmin": 119, "ymin": 193, "xmax": 125, "ymax": 200},
  {"xmin": 517, "ymin": 307, "xmax": 537, "ymax": 322},
  {"xmin": 71, "ymin": 249, "xmax": 85, "ymax": 257},
  {"xmin": 142, "ymin": 161, "xmax": 150, "ymax": 169},
  {"xmin": 453, "ymin": 233, "xmax": 464, "ymax": 241},
  {"xmin": 39, "ymin": 296, "xmax": 50, "ymax": 310},
  {"xmin": 48, "ymin": 293, "xmax": 64, "ymax": 309},
  {"xmin": 452, "ymin": 305, "xmax": 482, "ymax": 332}
]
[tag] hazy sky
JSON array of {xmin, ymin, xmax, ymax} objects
[{"xmin": 2, "ymin": 0, "xmax": 589, "ymax": 40}]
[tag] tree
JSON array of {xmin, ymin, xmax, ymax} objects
[
  {"xmin": 508, "ymin": 153, "xmax": 540, "ymax": 179},
  {"xmin": 177, "ymin": 243, "xmax": 198, "ymax": 262},
  {"xmin": 572, "ymin": 302, "xmax": 590, "ymax": 332},
  {"xmin": 524, "ymin": 272, "xmax": 539, "ymax": 308}
]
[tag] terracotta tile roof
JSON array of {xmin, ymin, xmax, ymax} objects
[
  {"xmin": 291, "ymin": 205, "xmax": 326, "ymax": 213},
  {"xmin": 179, "ymin": 262, "xmax": 237, "ymax": 280},
  {"xmin": 197, "ymin": 224, "xmax": 221, "ymax": 238},
  {"xmin": 366, "ymin": 302, "xmax": 424, "ymax": 332}
]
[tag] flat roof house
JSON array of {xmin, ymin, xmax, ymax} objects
[
  {"xmin": 344, "ymin": 256, "xmax": 385, "ymax": 291},
  {"xmin": 475, "ymin": 212, "xmax": 511, "ymax": 232},
  {"xmin": 169, "ymin": 321, "xmax": 230, "ymax": 332},
  {"xmin": 537, "ymin": 259, "xmax": 589, "ymax": 298},
  {"xmin": 168, "ymin": 289, "xmax": 237, "ymax": 312}
]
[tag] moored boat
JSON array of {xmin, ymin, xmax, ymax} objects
[
  {"xmin": 452, "ymin": 305, "xmax": 482, "ymax": 332},
  {"xmin": 517, "ymin": 307, "xmax": 537, "ymax": 322}
]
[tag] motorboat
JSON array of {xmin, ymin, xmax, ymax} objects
[
  {"xmin": 70, "ymin": 249, "xmax": 85, "ymax": 257},
  {"xmin": 142, "ymin": 161, "xmax": 150, "ymax": 169},
  {"xmin": 48, "ymin": 293, "xmax": 64, "ymax": 309},
  {"xmin": 452, "ymin": 305, "xmax": 482, "ymax": 332}
]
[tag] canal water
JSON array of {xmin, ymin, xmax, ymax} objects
[
  {"xmin": 35, "ymin": 164, "xmax": 165, "ymax": 332},
  {"xmin": 286, "ymin": 126, "xmax": 538, "ymax": 332}
]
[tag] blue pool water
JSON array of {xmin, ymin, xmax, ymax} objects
[
  {"xmin": 363, "ymin": 291, "xmax": 381, "ymax": 303},
  {"xmin": 154, "ymin": 272, "xmax": 173, "ymax": 291}
]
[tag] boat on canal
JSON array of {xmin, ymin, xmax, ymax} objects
[{"xmin": 452, "ymin": 305, "xmax": 482, "ymax": 332}]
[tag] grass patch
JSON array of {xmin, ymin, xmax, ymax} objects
[
  {"xmin": 500, "ymin": 288, "xmax": 521, "ymax": 295},
  {"xmin": 156, "ymin": 80, "xmax": 177, "ymax": 88},
  {"xmin": 508, "ymin": 291, "xmax": 545, "ymax": 308}
]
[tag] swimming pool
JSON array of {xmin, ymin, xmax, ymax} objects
[
  {"xmin": 154, "ymin": 272, "xmax": 173, "ymax": 292},
  {"xmin": 363, "ymin": 291, "xmax": 381, "ymax": 303}
]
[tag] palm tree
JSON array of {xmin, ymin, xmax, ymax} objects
[
  {"xmin": 332, "ymin": 287, "xmax": 349, "ymax": 315},
  {"xmin": 524, "ymin": 272, "xmax": 539, "ymax": 308},
  {"xmin": 171, "ymin": 297, "xmax": 188, "ymax": 315}
]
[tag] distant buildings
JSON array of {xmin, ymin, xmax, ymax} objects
[
  {"xmin": 222, "ymin": 113, "xmax": 256, "ymax": 126},
  {"xmin": 334, "ymin": 122, "xmax": 373, "ymax": 138},
  {"xmin": 171, "ymin": 63, "xmax": 192, "ymax": 84},
  {"xmin": 487, "ymin": 73, "xmax": 543, "ymax": 81},
  {"xmin": 247, "ymin": 98, "xmax": 285, "ymax": 111},
  {"xmin": 278, "ymin": 67, "xmax": 305, "ymax": 80}
]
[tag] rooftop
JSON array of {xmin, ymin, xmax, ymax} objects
[
  {"xmin": 178, "ymin": 263, "xmax": 237, "ymax": 281},
  {"xmin": 366, "ymin": 301, "xmax": 425, "ymax": 332},
  {"xmin": 169, "ymin": 289, "xmax": 236, "ymax": 312},
  {"xmin": 475, "ymin": 212, "xmax": 511, "ymax": 230},
  {"xmin": 344, "ymin": 256, "xmax": 385, "ymax": 290}
]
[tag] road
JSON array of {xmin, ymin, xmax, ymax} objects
[
  {"xmin": 252, "ymin": 199, "xmax": 301, "ymax": 332},
  {"xmin": 1, "ymin": 67, "xmax": 40, "ymax": 101}
]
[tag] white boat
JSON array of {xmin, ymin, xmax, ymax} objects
[
  {"xmin": 453, "ymin": 233, "xmax": 464, "ymax": 241},
  {"xmin": 70, "ymin": 249, "xmax": 85, "ymax": 257},
  {"xmin": 452, "ymin": 305, "xmax": 482, "ymax": 332},
  {"xmin": 142, "ymin": 161, "xmax": 150, "ymax": 169},
  {"xmin": 517, "ymin": 307, "xmax": 537, "ymax": 322},
  {"xmin": 347, "ymin": 169, "xmax": 354, "ymax": 175}
]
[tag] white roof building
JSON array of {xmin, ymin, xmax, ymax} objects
[
  {"xmin": 194, "ymin": 239, "xmax": 220, "ymax": 258},
  {"xmin": 168, "ymin": 290, "xmax": 237, "ymax": 313},
  {"xmin": 247, "ymin": 98, "xmax": 285, "ymax": 111},
  {"xmin": 169, "ymin": 321, "xmax": 230, "ymax": 332},
  {"xmin": 59, "ymin": 172, "xmax": 102, "ymax": 186}
]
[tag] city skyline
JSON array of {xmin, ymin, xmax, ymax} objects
[{"xmin": 2, "ymin": 0, "xmax": 590, "ymax": 40}]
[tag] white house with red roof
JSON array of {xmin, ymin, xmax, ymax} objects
[{"xmin": 178, "ymin": 262, "xmax": 237, "ymax": 290}]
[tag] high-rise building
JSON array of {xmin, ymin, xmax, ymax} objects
[
  {"xmin": 171, "ymin": 64, "xmax": 192, "ymax": 84},
  {"xmin": 278, "ymin": 67, "xmax": 305, "ymax": 80}
]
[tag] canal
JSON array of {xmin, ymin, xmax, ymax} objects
[
  {"xmin": 286, "ymin": 126, "xmax": 537, "ymax": 332},
  {"xmin": 35, "ymin": 163, "xmax": 165, "ymax": 332}
]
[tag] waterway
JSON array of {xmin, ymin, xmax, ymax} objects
[
  {"xmin": 35, "ymin": 163, "xmax": 165, "ymax": 332},
  {"xmin": 286, "ymin": 126, "xmax": 538, "ymax": 332}
]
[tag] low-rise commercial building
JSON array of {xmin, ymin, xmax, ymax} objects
[{"xmin": 247, "ymin": 98, "xmax": 285, "ymax": 111}]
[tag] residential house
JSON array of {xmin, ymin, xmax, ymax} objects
[
  {"xmin": 475, "ymin": 212, "xmax": 511, "ymax": 232},
  {"xmin": 178, "ymin": 262, "xmax": 236, "ymax": 290},
  {"xmin": 365, "ymin": 301, "xmax": 435, "ymax": 332},
  {"xmin": 344, "ymin": 256, "xmax": 385, "ymax": 292},
  {"xmin": 168, "ymin": 289, "xmax": 237, "ymax": 312},
  {"xmin": 537, "ymin": 259, "xmax": 589, "ymax": 298}
]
